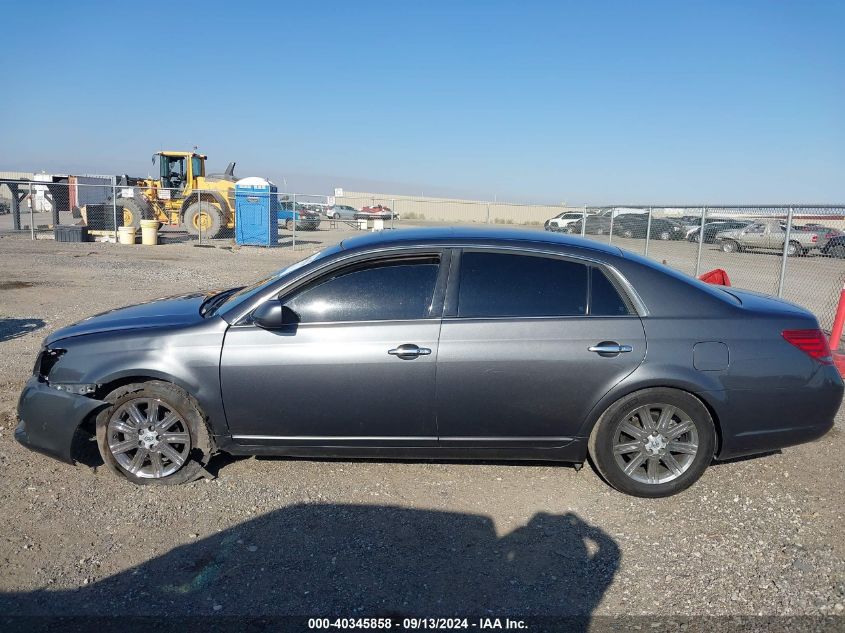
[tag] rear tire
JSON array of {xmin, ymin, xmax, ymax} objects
[
  {"xmin": 786, "ymin": 240, "xmax": 805, "ymax": 257},
  {"xmin": 284, "ymin": 219, "xmax": 295, "ymax": 231},
  {"xmin": 622, "ymin": 229, "xmax": 634, "ymax": 238},
  {"xmin": 95, "ymin": 381, "xmax": 212, "ymax": 486},
  {"xmin": 184, "ymin": 201, "xmax": 224, "ymax": 238},
  {"xmin": 588, "ymin": 388, "xmax": 715, "ymax": 498},
  {"xmin": 721, "ymin": 239, "xmax": 740, "ymax": 253},
  {"xmin": 113, "ymin": 197, "xmax": 154, "ymax": 229}
]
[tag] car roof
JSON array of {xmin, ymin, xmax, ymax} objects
[{"xmin": 339, "ymin": 226, "xmax": 624, "ymax": 256}]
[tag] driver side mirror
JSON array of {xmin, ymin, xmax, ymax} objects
[{"xmin": 252, "ymin": 301, "xmax": 300, "ymax": 330}]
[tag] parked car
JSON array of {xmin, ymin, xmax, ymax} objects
[
  {"xmin": 545, "ymin": 212, "xmax": 584, "ymax": 232},
  {"xmin": 358, "ymin": 205, "xmax": 396, "ymax": 220},
  {"xmin": 326, "ymin": 205, "xmax": 359, "ymax": 220},
  {"xmin": 687, "ymin": 220, "xmax": 750, "ymax": 243},
  {"xmin": 716, "ymin": 218, "xmax": 828, "ymax": 256},
  {"xmin": 821, "ymin": 234, "xmax": 845, "ymax": 259},
  {"xmin": 16, "ymin": 227, "xmax": 842, "ymax": 497},
  {"xmin": 612, "ymin": 214, "xmax": 686, "ymax": 240},
  {"xmin": 0, "ymin": 200, "xmax": 9, "ymax": 215},
  {"xmin": 277, "ymin": 202, "xmax": 321, "ymax": 231},
  {"xmin": 564, "ymin": 214, "xmax": 613, "ymax": 235}
]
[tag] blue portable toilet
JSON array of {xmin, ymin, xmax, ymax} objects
[{"xmin": 235, "ymin": 177, "xmax": 279, "ymax": 246}]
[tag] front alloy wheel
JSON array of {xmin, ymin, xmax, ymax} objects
[
  {"xmin": 107, "ymin": 398, "xmax": 190, "ymax": 479},
  {"xmin": 95, "ymin": 381, "xmax": 212, "ymax": 485}
]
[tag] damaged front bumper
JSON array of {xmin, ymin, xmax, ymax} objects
[{"xmin": 15, "ymin": 376, "xmax": 107, "ymax": 464}]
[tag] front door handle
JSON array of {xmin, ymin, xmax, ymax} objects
[
  {"xmin": 388, "ymin": 344, "xmax": 432, "ymax": 360},
  {"xmin": 588, "ymin": 342, "xmax": 633, "ymax": 356}
]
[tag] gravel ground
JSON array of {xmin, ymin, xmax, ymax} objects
[{"xmin": 0, "ymin": 233, "xmax": 843, "ymax": 624}]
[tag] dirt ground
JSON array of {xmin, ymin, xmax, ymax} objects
[{"xmin": 0, "ymin": 232, "xmax": 843, "ymax": 623}]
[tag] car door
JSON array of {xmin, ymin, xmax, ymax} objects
[
  {"xmin": 741, "ymin": 222, "xmax": 767, "ymax": 248},
  {"xmin": 435, "ymin": 249, "xmax": 646, "ymax": 447},
  {"xmin": 220, "ymin": 251, "xmax": 448, "ymax": 445}
]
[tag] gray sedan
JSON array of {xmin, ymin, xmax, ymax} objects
[{"xmin": 16, "ymin": 227, "xmax": 842, "ymax": 497}]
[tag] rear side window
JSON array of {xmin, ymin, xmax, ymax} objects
[
  {"xmin": 286, "ymin": 257, "xmax": 439, "ymax": 323},
  {"xmin": 591, "ymin": 268, "xmax": 631, "ymax": 316},
  {"xmin": 457, "ymin": 252, "xmax": 587, "ymax": 317}
]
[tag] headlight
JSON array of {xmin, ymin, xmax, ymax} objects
[{"xmin": 36, "ymin": 348, "xmax": 65, "ymax": 378}]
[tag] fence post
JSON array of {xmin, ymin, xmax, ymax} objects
[
  {"xmin": 28, "ymin": 182, "xmax": 35, "ymax": 240},
  {"xmin": 391, "ymin": 198, "xmax": 395, "ymax": 229},
  {"xmin": 581, "ymin": 205, "xmax": 587, "ymax": 237},
  {"xmin": 486, "ymin": 203, "xmax": 491, "ymax": 224},
  {"xmin": 777, "ymin": 207, "xmax": 794, "ymax": 297},
  {"xmin": 111, "ymin": 181, "xmax": 118, "ymax": 243},
  {"xmin": 292, "ymin": 193, "xmax": 297, "ymax": 249},
  {"xmin": 694, "ymin": 207, "xmax": 707, "ymax": 276},
  {"xmin": 608, "ymin": 210, "xmax": 614, "ymax": 244},
  {"xmin": 644, "ymin": 207, "xmax": 653, "ymax": 256}
]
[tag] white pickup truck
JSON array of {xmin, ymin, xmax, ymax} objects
[{"xmin": 715, "ymin": 218, "xmax": 829, "ymax": 256}]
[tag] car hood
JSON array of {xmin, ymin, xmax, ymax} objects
[{"xmin": 45, "ymin": 292, "xmax": 211, "ymax": 345}]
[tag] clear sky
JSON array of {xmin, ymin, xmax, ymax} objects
[{"xmin": 1, "ymin": 0, "xmax": 842, "ymax": 204}]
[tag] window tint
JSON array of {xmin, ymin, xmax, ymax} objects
[
  {"xmin": 457, "ymin": 252, "xmax": 587, "ymax": 317},
  {"xmin": 591, "ymin": 269, "xmax": 631, "ymax": 316},
  {"xmin": 286, "ymin": 258, "xmax": 439, "ymax": 323}
]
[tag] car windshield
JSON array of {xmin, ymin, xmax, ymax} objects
[{"xmin": 203, "ymin": 246, "xmax": 340, "ymax": 317}]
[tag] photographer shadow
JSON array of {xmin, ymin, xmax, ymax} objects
[{"xmin": 1, "ymin": 504, "xmax": 619, "ymax": 629}]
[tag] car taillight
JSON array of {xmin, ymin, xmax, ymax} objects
[
  {"xmin": 811, "ymin": 235, "xmax": 818, "ymax": 242},
  {"xmin": 782, "ymin": 329, "xmax": 832, "ymax": 364}
]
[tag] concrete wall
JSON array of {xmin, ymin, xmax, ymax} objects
[{"xmin": 334, "ymin": 191, "xmax": 577, "ymax": 225}]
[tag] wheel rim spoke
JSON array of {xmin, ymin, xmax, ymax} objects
[
  {"xmin": 613, "ymin": 440, "xmax": 642, "ymax": 455},
  {"xmin": 125, "ymin": 403, "xmax": 147, "ymax": 428},
  {"xmin": 147, "ymin": 401, "xmax": 161, "ymax": 426},
  {"xmin": 623, "ymin": 450, "xmax": 647, "ymax": 475},
  {"xmin": 158, "ymin": 441, "xmax": 186, "ymax": 467},
  {"xmin": 154, "ymin": 411, "xmax": 181, "ymax": 433},
  {"xmin": 646, "ymin": 456, "xmax": 660, "ymax": 483},
  {"xmin": 661, "ymin": 452, "xmax": 683, "ymax": 476},
  {"xmin": 656, "ymin": 406, "xmax": 676, "ymax": 432},
  {"xmin": 111, "ymin": 420, "xmax": 137, "ymax": 434},
  {"xmin": 161, "ymin": 431, "xmax": 190, "ymax": 445},
  {"xmin": 619, "ymin": 420, "xmax": 646, "ymax": 440},
  {"xmin": 634, "ymin": 406, "xmax": 656, "ymax": 432},
  {"xmin": 667, "ymin": 440, "xmax": 698, "ymax": 455},
  {"xmin": 665, "ymin": 420, "xmax": 694, "ymax": 440},
  {"xmin": 127, "ymin": 449, "xmax": 148, "ymax": 474},
  {"xmin": 109, "ymin": 439, "xmax": 137, "ymax": 455},
  {"xmin": 149, "ymin": 451, "xmax": 165, "ymax": 478}
]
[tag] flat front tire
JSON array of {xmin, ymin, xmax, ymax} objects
[
  {"xmin": 95, "ymin": 381, "xmax": 212, "ymax": 485},
  {"xmin": 588, "ymin": 388, "xmax": 715, "ymax": 498}
]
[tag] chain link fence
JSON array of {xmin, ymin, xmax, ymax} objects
[{"xmin": 2, "ymin": 179, "xmax": 844, "ymax": 336}]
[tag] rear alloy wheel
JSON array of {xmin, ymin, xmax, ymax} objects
[
  {"xmin": 96, "ymin": 381, "xmax": 212, "ymax": 485},
  {"xmin": 659, "ymin": 231, "xmax": 671, "ymax": 240},
  {"xmin": 284, "ymin": 219, "xmax": 295, "ymax": 231},
  {"xmin": 721, "ymin": 239, "xmax": 739, "ymax": 253},
  {"xmin": 622, "ymin": 229, "xmax": 634, "ymax": 238},
  {"xmin": 588, "ymin": 388, "xmax": 715, "ymax": 497}
]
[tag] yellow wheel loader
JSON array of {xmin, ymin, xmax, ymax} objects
[{"xmin": 111, "ymin": 151, "xmax": 237, "ymax": 239}]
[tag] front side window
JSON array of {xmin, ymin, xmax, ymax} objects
[
  {"xmin": 457, "ymin": 252, "xmax": 588, "ymax": 318},
  {"xmin": 285, "ymin": 257, "xmax": 440, "ymax": 323}
]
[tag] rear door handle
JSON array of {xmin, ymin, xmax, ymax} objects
[
  {"xmin": 388, "ymin": 344, "xmax": 432, "ymax": 360},
  {"xmin": 588, "ymin": 342, "xmax": 633, "ymax": 356}
]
